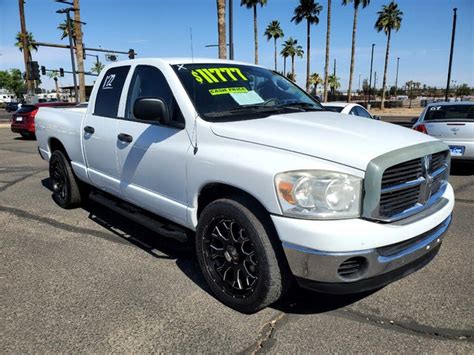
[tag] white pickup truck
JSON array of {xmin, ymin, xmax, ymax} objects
[{"xmin": 36, "ymin": 58, "xmax": 454, "ymax": 313}]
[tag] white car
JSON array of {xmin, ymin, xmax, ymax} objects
[
  {"xmin": 35, "ymin": 58, "xmax": 453, "ymax": 313},
  {"xmin": 322, "ymin": 102, "xmax": 380, "ymax": 120}
]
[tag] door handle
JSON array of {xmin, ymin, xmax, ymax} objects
[
  {"xmin": 118, "ymin": 133, "xmax": 133, "ymax": 143},
  {"xmin": 84, "ymin": 126, "xmax": 95, "ymax": 134}
]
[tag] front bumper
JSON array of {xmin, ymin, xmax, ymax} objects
[{"xmin": 272, "ymin": 183, "xmax": 454, "ymax": 294}]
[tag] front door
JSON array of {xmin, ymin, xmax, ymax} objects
[{"xmin": 116, "ymin": 65, "xmax": 191, "ymax": 225}]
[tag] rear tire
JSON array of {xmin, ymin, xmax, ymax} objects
[
  {"xmin": 196, "ymin": 196, "xmax": 290, "ymax": 313},
  {"xmin": 49, "ymin": 150, "xmax": 82, "ymax": 209}
]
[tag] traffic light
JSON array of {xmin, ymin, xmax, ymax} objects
[
  {"xmin": 27, "ymin": 61, "xmax": 40, "ymax": 80},
  {"xmin": 59, "ymin": 68, "xmax": 64, "ymax": 77},
  {"xmin": 105, "ymin": 53, "xmax": 117, "ymax": 62},
  {"xmin": 128, "ymin": 49, "xmax": 135, "ymax": 59},
  {"xmin": 41, "ymin": 66, "xmax": 46, "ymax": 75}
]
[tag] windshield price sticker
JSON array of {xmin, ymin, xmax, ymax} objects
[
  {"xmin": 209, "ymin": 87, "xmax": 248, "ymax": 96},
  {"xmin": 192, "ymin": 67, "xmax": 248, "ymax": 84}
]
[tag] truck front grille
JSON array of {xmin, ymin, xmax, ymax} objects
[{"xmin": 377, "ymin": 151, "xmax": 449, "ymax": 221}]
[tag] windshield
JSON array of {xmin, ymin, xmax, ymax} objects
[
  {"xmin": 172, "ymin": 63, "xmax": 324, "ymax": 121},
  {"xmin": 425, "ymin": 104, "xmax": 474, "ymax": 121}
]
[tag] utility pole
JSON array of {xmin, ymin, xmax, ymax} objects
[
  {"xmin": 395, "ymin": 57, "xmax": 400, "ymax": 97},
  {"xmin": 445, "ymin": 8, "xmax": 457, "ymax": 102},
  {"xmin": 374, "ymin": 71, "xmax": 377, "ymax": 91},
  {"xmin": 228, "ymin": 0, "xmax": 234, "ymax": 60},
  {"xmin": 18, "ymin": 0, "xmax": 33, "ymax": 94},
  {"xmin": 368, "ymin": 43, "xmax": 375, "ymax": 108},
  {"xmin": 73, "ymin": 0, "xmax": 86, "ymax": 102},
  {"xmin": 358, "ymin": 73, "xmax": 361, "ymax": 92}
]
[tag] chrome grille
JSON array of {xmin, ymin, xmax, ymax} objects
[{"xmin": 378, "ymin": 151, "xmax": 449, "ymax": 221}]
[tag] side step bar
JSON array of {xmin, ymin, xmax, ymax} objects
[{"xmin": 89, "ymin": 191, "xmax": 188, "ymax": 243}]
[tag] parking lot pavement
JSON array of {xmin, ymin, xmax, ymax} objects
[
  {"xmin": 0, "ymin": 110, "xmax": 11, "ymax": 124},
  {"xmin": 1, "ymin": 127, "xmax": 473, "ymax": 353}
]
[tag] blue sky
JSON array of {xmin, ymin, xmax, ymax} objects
[{"xmin": 1, "ymin": 0, "xmax": 472, "ymax": 91}]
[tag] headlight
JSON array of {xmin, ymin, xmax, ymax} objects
[{"xmin": 275, "ymin": 170, "xmax": 362, "ymax": 219}]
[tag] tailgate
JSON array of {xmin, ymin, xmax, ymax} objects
[{"xmin": 425, "ymin": 121, "xmax": 474, "ymax": 141}]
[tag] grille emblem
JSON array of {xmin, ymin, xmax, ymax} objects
[{"xmin": 420, "ymin": 155, "xmax": 433, "ymax": 204}]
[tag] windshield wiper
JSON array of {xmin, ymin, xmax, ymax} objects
[
  {"xmin": 277, "ymin": 102, "xmax": 324, "ymax": 111},
  {"xmin": 206, "ymin": 105, "xmax": 280, "ymax": 117}
]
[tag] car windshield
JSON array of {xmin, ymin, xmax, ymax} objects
[
  {"xmin": 172, "ymin": 63, "xmax": 324, "ymax": 121},
  {"xmin": 425, "ymin": 104, "xmax": 474, "ymax": 121},
  {"xmin": 324, "ymin": 106, "xmax": 344, "ymax": 113}
]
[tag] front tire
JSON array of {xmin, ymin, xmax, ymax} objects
[
  {"xmin": 49, "ymin": 150, "xmax": 82, "ymax": 209},
  {"xmin": 196, "ymin": 197, "xmax": 290, "ymax": 313}
]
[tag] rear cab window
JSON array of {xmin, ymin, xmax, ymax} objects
[{"xmin": 94, "ymin": 66, "xmax": 130, "ymax": 118}]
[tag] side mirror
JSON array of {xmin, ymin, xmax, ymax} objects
[
  {"xmin": 410, "ymin": 117, "xmax": 419, "ymax": 124},
  {"xmin": 373, "ymin": 115, "xmax": 381, "ymax": 120},
  {"xmin": 133, "ymin": 97, "xmax": 169, "ymax": 123}
]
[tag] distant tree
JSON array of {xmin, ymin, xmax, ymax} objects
[
  {"xmin": 286, "ymin": 72, "xmax": 296, "ymax": 82},
  {"xmin": 15, "ymin": 32, "xmax": 38, "ymax": 52},
  {"xmin": 58, "ymin": 18, "xmax": 76, "ymax": 41},
  {"xmin": 0, "ymin": 69, "xmax": 26, "ymax": 98},
  {"xmin": 456, "ymin": 84, "xmax": 471, "ymax": 97},
  {"xmin": 310, "ymin": 72, "xmax": 323, "ymax": 95},
  {"xmin": 280, "ymin": 43, "xmax": 290, "ymax": 75},
  {"xmin": 291, "ymin": 0, "xmax": 323, "ymax": 92},
  {"xmin": 264, "ymin": 20, "xmax": 284, "ymax": 71},
  {"xmin": 241, "ymin": 0, "xmax": 268, "ymax": 64},
  {"xmin": 90, "ymin": 61, "xmax": 105, "ymax": 74},
  {"xmin": 328, "ymin": 74, "xmax": 340, "ymax": 94},
  {"xmin": 375, "ymin": 1, "xmax": 403, "ymax": 109},
  {"xmin": 281, "ymin": 37, "xmax": 304, "ymax": 80},
  {"xmin": 342, "ymin": 0, "xmax": 371, "ymax": 102},
  {"xmin": 47, "ymin": 71, "xmax": 61, "ymax": 100},
  {"xmin": 362, "ymin": 78, "xmax": 369, "ymax": 95}
]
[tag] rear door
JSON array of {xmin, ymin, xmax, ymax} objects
[{"xmin": 82, "ymin": 65, "xmax": 130, "ymax": 196}]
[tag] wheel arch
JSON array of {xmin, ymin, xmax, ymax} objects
[{"xmin": 48, "ymin": 137, "xmax": 70, "ymax": 161}]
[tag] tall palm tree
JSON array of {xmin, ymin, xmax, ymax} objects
[
  {"xmin": 58, "ymin": 19, "xmax": 76, "ymax": 42},
  {"xmin": 91, "ymin": 61, "xmax": 105, "ymax": 74},
  {"xmin": 216, "ymin": 0, "xmax": 227, "ymax": 59},
  {"xmin": 375, "ymin": 1, "xmax": 403, "ymax": 109},
  {"xmin": 328, "ymin": 74, "xmax": 340, "ymax": 94},
  {"xmin": 310, "ymin": 72, "xmax": 323, "ymax": 95},
  {"xmin": 47, "ymin": 71, "xmax": 61, "ymax": 100},
  {"xmin": 291, "ymin": 0, "xmax": 323, "ymax": 92},
  {"xmin": 241, "ymin": 0, "xmax": 268, "ymax": 64},
  {"xmin": 280, "ymin": 44, "xmax": 289, "ymax": 76},
  {"xmin": 323, "ymin": 0, "xmax": 331, "ymax": 102},
  {"xmin": 343, "ymin": 0, "xmax": 370, "ymax": 102},
  {"xmin": 282, "ymin": 37, "xmax": 304, "ymax": 80},
  {"xmin": 264, "ymin": 20, "xmax": 284, "ymax": 71},
  {"xmin": 15, "ymin": 32, "xmax": 38, "ymax": 52}
]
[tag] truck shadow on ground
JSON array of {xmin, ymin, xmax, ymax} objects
[
  {"xmin": 450, "ymin": 160, "xmax": 473, "ymax": 176},
  {"xmin": 41, "ymin": 177, "xmax": 375, "ymax": 315}
]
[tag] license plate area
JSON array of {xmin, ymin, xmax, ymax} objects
[
  {"xmin": 449, "ymin": 145, "xmax": 465, "ymax": 156},
  {"xmin": 15, "ymin": 116, "xmax": 23, "ymax": 122}
]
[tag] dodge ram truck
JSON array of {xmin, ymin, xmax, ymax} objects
[{"xmin": 35, "ymin": 58, "xmax": 454, "ymax": 313}]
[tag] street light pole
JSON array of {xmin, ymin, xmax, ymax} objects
[
  {"xmin": 60, "ymin": 9, "xmax": 79, "ymax": 102},
  {"xmin": 228, "ymin": 0, "xmax": 234, "ymax": 60},
  {"xmin": 395, "ymin": 56, "xmax": 400, "ymax": 97},
  {"xmin": 445, "ymin": 8, "xmax": 457, "ymax": 102},
  {"xmin": 368, "ymin": 43, "xmax": 375, "ymax": 108}
]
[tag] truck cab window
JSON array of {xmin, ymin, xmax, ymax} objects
[
  {"xmin": 94, "ymin": 66, "xmax": 130, "ymax": 118},
  {"xmin": 125, "ymin": 65, "xmax": 184, "ymax": 125}
]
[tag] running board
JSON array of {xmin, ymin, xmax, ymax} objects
[{"xmin": 89, "ymin": 191, "xmax": 188, "ymax": 243}]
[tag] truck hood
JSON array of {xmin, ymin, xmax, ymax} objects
[{"xmin": 210, "ymin": 112, "xmax": 438, "ymax": 171}]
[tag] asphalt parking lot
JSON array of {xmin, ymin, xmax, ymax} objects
[{"xmin": 1, "ymin": 125, "xmax": 473, "ymax": 353}]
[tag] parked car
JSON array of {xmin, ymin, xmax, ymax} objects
[
  {"xmin": 322, "ymin": 102, "xmax": 380, "ymax": 120},
  {"xmin": 5, "ymin": 101, "xmax": 19, "ymax": 112},
  {"xmin": 35, "ymin": 58, "xmax": 454, "ymax": 313},
  {"xmin": 11, "ymin": 102, "xmax": 76, "ymax": 138},
  {"xmin": 413, "ymin": 102, "xmax": 474, "ymax": 160}
]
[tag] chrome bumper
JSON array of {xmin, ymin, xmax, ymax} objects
[{"xmin": 283, "ymin": 215, "xmax": 452, "ymax": 294}]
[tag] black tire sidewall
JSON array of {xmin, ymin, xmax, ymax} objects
[
  {"xmin": 49, "ymin": 150, "xmax": 79, "ymax": 209},
  {"xmin": 196, "ymin": 198, "xmax": 283, "ymax": 313}
]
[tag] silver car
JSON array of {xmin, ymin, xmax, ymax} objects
[{"xmin": 413, "ymin": 102, "xmax": 474, "ymax": 160}]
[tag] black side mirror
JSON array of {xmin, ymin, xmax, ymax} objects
[
  {"xmin": 373, "ymin": 115, "xmax": 381, "ymax": 120},
  {"xmin": 133, "ymin": 97, "xmax": 169, "ymax": 123},
  {"xmin": 410, "ymin": 117, "xmax": 419, "ymax": 124}
]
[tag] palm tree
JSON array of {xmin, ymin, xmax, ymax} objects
[
  {"xmin": 375, "ymin": 1, "xmax": 403, "ymax": 109},
  {"xmin": 264, "ymin": 20, "xmax": 284, "ymax": 71},
  {"xmin": 241, "ymin": 0, "xmax": 267, "ymax": 65},
  {"xmin": 291, "ymin": 0, "xmax": 323, "ymax": 93},
  {"xmin": 286, "ymin": 72, "xmax": 296, "ymax": 82},
  {"xmin": 310, "ymin": 72, "xmax": 323, "ymax": 95},
  {"xmin": 216, "ymin": 0, "xmax": 227, "ymax": 59},
  {"xmin": 328, "ymin": 74, "xmax": 341, "ymax": 94},
  {"xmin": 282, "ymin": 37, "xmax": 304, "ymax": 80},
  {"xmin": 58, "ymin": 18, "xmax": 76, "ymax": 42},
  {"xmin": 15, "ymin": 32, "xmax": 38, "ymax": 52},
  {"xmin": 280, "ymin": 45, "xmax": 290, "ymax": 76},
  {"xmin": 323, "ymin": 0, "xmax": 332, "ymax": 102},
  {"xmin": 343, "ymin": 0, "xmax": 370, "ymax": 102},
  {"xmin": 47, "ymin": 71, "xmax": 61, "ymax": 100},
  {"xmin": 91, "ymin": 61, "xmax": 105, "ymax": 74}
]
